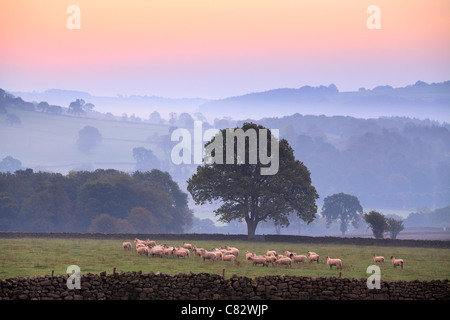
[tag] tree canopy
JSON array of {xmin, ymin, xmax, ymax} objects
[
  {"xmin": 321, "ymin": 193, "xmax": 363, "ymax": 235},
  {"xmin": 364, "ymin": 210, "xmax": 389, "ymax": 239},
  {"xmin": 0, "ymin": 168, "xmax": 192, "ymax": 233},
  {"xmin": 187, "ymin": 122, "xmax": 319, "ymax": 239},
  {"xmin": 77, "ymin": 126, "xmax": 102, "ymax": 154}
]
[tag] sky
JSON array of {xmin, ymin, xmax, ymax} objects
[{"xmin": 1, "ymin": 0, "xmax": 449, "ymax": 99}]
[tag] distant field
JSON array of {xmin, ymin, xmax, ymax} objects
[
  {"xmin": 0, "ymin": 108, "xmax": 168, "ymax": 173},
  {"xmin": 0, "ymin": 238, "xmax": 449, "ymax": 281}
]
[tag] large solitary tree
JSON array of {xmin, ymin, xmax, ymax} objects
[
  {"xmin": 187, "ymin": 122, "xmax": 319, "ymax": 239},
  {"xmin": 321, "ymin": 193, "xmax": 363, "ymax": 235}
]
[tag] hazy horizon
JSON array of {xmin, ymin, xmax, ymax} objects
[{"xmin": 5, "ymin": 79, "xmax": 449, "ymax": 123}]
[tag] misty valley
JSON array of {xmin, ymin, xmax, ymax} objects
[{"xmin": 0, "ymin": 85, "xmax": 449, "ymax": 238}]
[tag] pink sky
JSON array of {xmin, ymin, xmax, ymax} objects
[{"xmin": 1, "ymin": 0, "xmax": 449, "ymax": 98}]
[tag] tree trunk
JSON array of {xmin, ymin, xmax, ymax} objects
[{"xmin": 246, "ymin": 219, "xmax": 258, "ymax": 240}]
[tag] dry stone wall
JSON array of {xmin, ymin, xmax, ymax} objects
[{"xmin": 0, "ymin": 272, "xmax": 448, "ymax": 300}]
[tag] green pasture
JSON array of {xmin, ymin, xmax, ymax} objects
[{"xmin": 0, "ymin": 238, "xmax": 449, "ymax": 281}]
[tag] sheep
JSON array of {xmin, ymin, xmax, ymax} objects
[
  {"xmin": 146, "ymin": 240, "xmax": 157, "ymax": 247},
  {"xmin": 263, "ymin": 255, "xmax": 277, "ymax": 266},
  {"xmin": 391, "ymin": 256, "xmax": 404, "ymax": 269},
  {"xmin": 134, "ymin": 239, "xmax": 146, "ymax": 248},
  {"xmin": 307, "ymin": 250, "xmax": 317, "ymax": 257},
  {"xmin": 249, "ymin": 255, "xmax": 268, "ymax": 267},
  {"xmin": 163, "ymin": 246, "xmax": 175, "ymax": 257},
  {"xmin": 373, "ymin": 254, "xmax": 385, "ymax": 264},
  {"xmin": 172, "ymin": 248, "xmax": 189, "ymax": 258},
  {"xmin": 284, "ymin": 250, "xmax": 295, "ymax": 257},
  {"xmin": 183, "ymin": 242, "xmax": 192, "ymax": 250},
  {"xmin": 150, "ymin": 247, "xmax": 164, "ymax": 257},
  {"xmin": 266, "ymin": 250, "xmax": 277, "ymax": 256},
  {"xmin": 202, "ymin": 251, "xmax": 217, "ymax": 262},
  {"xmin": 136, "ymin": 243, "xmax": 146, "ymax": 250},
  {"xmin": 326, "ymin": 256, "xmax": 342, "ymax": 270},
  {"xmin": 290, "ymin": 253, "xmax": 307, "ymax": 264},
  {"xmin": 222, "ymin": 254, "xmax": 236, "ymax": 262},
  {"xmin": 122, "ymin": 241, "xmax": 132, "ymax": 250},
  {"xmin": 193, "ymin": 247, "xmax": 204, "ymax": 257},
  {"xmin": 225, "ymin": 246, "xmax": 239, "ymax": 257},
  {"xmin": 136, "ymin": 246, "xmax": 148, "ymax": 256},
  {"xmin": 212, "ymin": 249, "xmax": 223, "ymax": 260},
  {"xmin": 275, "ymin": 257, "xmax": 292, "ymax": 268},
  {"xmin": 224, "ymin": 250, "xmax": 238, "ymax": 257},
  {"xmin": 135, "ymin": 238, "xmax": 146, "ymax": 245},
  {"xmin": 176, "ymin": 246, "xmax": 190, "ymax": 257},
  {"xmin": 308, "ymin": 253, "xmax": 320, "ymax": 264},
  {"xmin": 245, "ymin": 251, "xmax": 255, "ymax": 260}
]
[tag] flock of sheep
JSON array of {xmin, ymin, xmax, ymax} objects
[{"xmin": 122, "ymin": 238, "xmax": 404, "ymax": 270}]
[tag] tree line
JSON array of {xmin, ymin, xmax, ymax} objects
[{"xmin": 0, "ymin": 169, "xmax": 193, "ymax": 233}]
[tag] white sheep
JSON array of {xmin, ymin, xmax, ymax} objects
[
  {"xmin": 172, "ymin": 248, "xmax": 189, "ymax": 258},
  {"xmin": 134, "ymin": 238, "xmax": 145, "ymax": 246},
  {"xmin": 122, "ymin": 241, "xmax": 132, "ymax": 250},
  {"xmin": 177, "ymin": 247, "xmax": 190, "ymax": 257},
  {"xmin": 326, "ymin": 256, "xmax": 342, "ymax": 270},
  {"xmin": 290, "ymin": 253, "xmax": 307, "ymax": 264},
  {"xmin": 135, "ymin": 243, "xmax": 146, "ymax": 250},
  {"xmin": 373, "ymin": 254, "xmax": 385, "ymax": 264},
  {"xmin": 266, "ymin": 250, "xmax": 277, "ymax": 256},
  {"xmin": 308, "ymin": 253, "xmax": 320, "ymax": 264},
  {"xmin": 284, "ymin": 250, "xmax": 295, "ymax": 257},
  {"xmin": 163, "ymin": 246, "xmax": 174, "ymax": 257},
  {"xmin": 202, "ymin": 251, "xmax": 217, "ymax": 262},
  {"xmin": 275, "ymin": 257, "xmax": 292, "ymax": 268},
  {"xmin": 245, "ymin": 251, "xmax": 255, "ymax": 260},
  {"xmin": 136, "ymin": 246, "xmax": 148, "ymax": 256},
  {"xmin": 263, "ymin": 255, "xmax": 277, "ymax": 266},
  {"xmin": 225, "ymin": 246, "xmax": 239, "ymax": 257},
  {"xmin": 222, "ymin": 254, "xmax": 236, "ymax": 262},
  {"xmin": 249, "ymin": 255, "xmax": 268, "ymax": 267},
  {"xmin": 193, "ymin": 247, "xmax": 204, "ymax": 257},
  {"xmin": 391, "ymin": 256, "xmax": 404, "ymax": 269},
  {"xmin": 212, "ymin": 249, "xmax": 223, "ymax": 260},
  {"xmin": 145, "ymin": 239, "xmax": 157, "ymax": 247},
  {"xmin": 183, "ymin": 242, "xmax": 192, "ymax": 250},
  {"xmin": 150, "ymin": 247, "xmax": 164, "ymax": 257}
]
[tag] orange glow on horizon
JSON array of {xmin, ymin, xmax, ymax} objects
[{"xmin": 1, "ymin": 0, "xmax": 449, "ymax": 97}]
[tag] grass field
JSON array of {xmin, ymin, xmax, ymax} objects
[{"xmin": 0, "ymin": 238, "xmax": 449, "ymax": 282}]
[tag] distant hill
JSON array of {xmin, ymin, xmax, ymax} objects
[
  {"xmin": 8, "ymin": 80, "xmax": 450, "ymax": 122},
  {"xmin": 198, "ymin": 80, "xmax": 450, "ymax": 121},
  {"xmin": 10, "ymin": 89, "xmax": 210, "ymax": 119}
]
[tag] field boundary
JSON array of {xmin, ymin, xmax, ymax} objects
[
  {"xmin": 1, "ymin": 232, "xmax": 449, "ymax": 248},
  {"xmin": 0, "ymin": 271, "xmax": 448, "ymax": 300}
]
